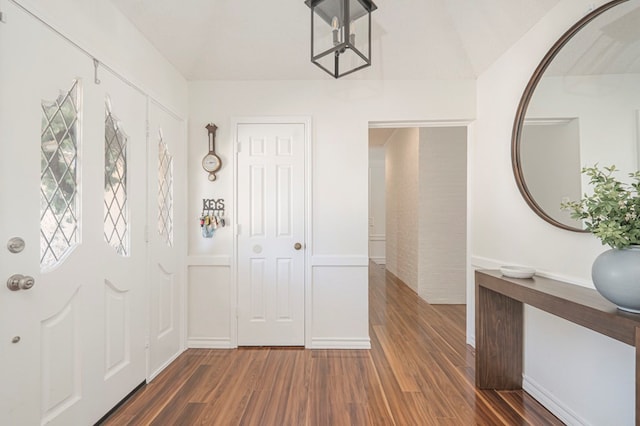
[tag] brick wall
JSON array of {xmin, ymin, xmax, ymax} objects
[
  {"xmin": 385, "ymin": 128, "xmax": 420, "ymax": 292},
  {"xmin": 418, "ymin": 127, "xmax": 467, "ymax": 303}
]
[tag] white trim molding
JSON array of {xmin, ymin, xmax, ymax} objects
[
  {"xmin": 369, "ymin": 119, "xmax": 474, "ymax": 129},
  {"xmin": 187, "ymin": 338, "xmax": 234, "ymax": 349},
  {"xmin": 523, "ymin": 117, "xmax": 577, "ymax": 126},
  {"xmin": 470, "ymin": 255, "xmax": 591, "ymax": 288},
  {"xmin": 310, "ymin": 337, "xmax": 371, "ymax": 349},
  {"xmin": 147, "ymin": 348, "xmax": 185, "ymax": 382},
  {"xmin": 311, "ymin": 256, "xmax": 370, "ymax": 267},
  {"xmin": 523, "ymin": 375, "xmax": 590, "ymax": 426},
  {"xmin": 466, "ymin": 336, "xmax": 475, "ymax": 348}
]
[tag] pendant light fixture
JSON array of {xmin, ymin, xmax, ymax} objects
[{"xmin": 305, "ymin": 0, "xmax": 377, "ymax": 78}]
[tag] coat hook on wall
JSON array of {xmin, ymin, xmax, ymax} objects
[{"xmin": 93, "ymin": 58, "xmax": 101, "ymax": 85}]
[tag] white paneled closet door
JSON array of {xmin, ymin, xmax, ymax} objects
[
  {"xmin": 236, "ymin": 122, "xmax": 307, "ymax": 346},
  {"xmin": 0, "ymin": 2, "xmax": 147, "ymax": 424}
]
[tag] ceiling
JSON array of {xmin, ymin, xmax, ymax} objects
[{"xmin": 110, "ymin": 0, "xmax": 562, "ymax": 81}]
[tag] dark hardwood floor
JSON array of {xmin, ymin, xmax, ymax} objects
[{"xmin": 102, "ymin": 263, "xmax": 563, "ymax": 425}]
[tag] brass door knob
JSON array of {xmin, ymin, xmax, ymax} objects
[{"xmin": 294, "ymin": 243, "xmax": 302, "ymax": 250}]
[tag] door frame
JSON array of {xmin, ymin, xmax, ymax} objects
[
  {"xmin": 231, "ymin": 116, "xmax": 313, "ymax": 348},
  {"xmin": 368, "ymin": 119, "xmax": 474, "ymax": 340}
]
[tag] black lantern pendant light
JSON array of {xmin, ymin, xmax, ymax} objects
[{"xmin": 305, "ymin": 0, "xmax": 377, "ymax": 78}]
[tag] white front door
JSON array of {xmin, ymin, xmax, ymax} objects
[
  {"xmin": 0, "ymin": 3, "xmax": 147, "ymax": 424},
  {"xmin": 147, "ymin": 104, "xmax": 184, "ymax": 377},
  {"xmin": 95, "ymin": 71, "xmax": 149, "ymax": 417},
  {"xmin": 236, "ymin": 122, "xmax": 307, "ymax": 346}
]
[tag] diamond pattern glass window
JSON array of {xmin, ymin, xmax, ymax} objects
[
  {"xmin": 158, "ymin": 136, "xmax": 173, "ymax": 247},
  {"xmin": 104, "ymin": 99, "xmax": 129, "ymax": 256},
  {"xmin": 40, "ymin": 80, "xmax": 80, "ymax": 270}
]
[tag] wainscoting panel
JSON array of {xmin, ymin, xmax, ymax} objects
[
  {"xmin": 186, "ymin": 256, "xmax": 369, "ymax": 349},
  {"xmin": 310, "ymin": 262, "xmax": 370, "ymax": 349},
  {"xmin": 187, "ymin": 264, "xmax": 232, "ymax": 348}
]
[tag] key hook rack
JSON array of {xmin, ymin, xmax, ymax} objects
[
  {"xmin": 200, "ymin": 198, "xmax": 226, "ymax": 238},
  {"xmin": 202, "ymin": 198, "xmax": 225, "ymax": 214}
]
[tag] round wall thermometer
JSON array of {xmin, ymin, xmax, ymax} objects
[{"xmin": 203, "ymin": 123, "xmax": 222, "ymax": 181}]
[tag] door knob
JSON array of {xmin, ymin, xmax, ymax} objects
[
  {"xmin": 6, "ymin": 274, "xmax": 35, "ymax": 291},
  {"xmin": 294, "ymin": 243, "xmax": 303, "ymax": 250}
]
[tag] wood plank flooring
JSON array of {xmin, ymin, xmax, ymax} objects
[{"xmin": 102, "ymin": 263, "xmax": 563, "ymax": 425}]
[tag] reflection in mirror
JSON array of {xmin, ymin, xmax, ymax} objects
[
  {"xmin": 521, "ymin": 118, "xmax": 581, "ymax": 228},
  {"xmin": 513, "ymin": 0, "xmax": 640, "ymax": 231}
]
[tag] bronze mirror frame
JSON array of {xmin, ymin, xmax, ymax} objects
[{"xmin": 511, "ymin": 0, "xmax": 629, "ymax": 232}]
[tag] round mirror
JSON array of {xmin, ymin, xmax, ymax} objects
[{"xmin": 512, "ymin": 0, "xmax": 640, "ymax": 231}]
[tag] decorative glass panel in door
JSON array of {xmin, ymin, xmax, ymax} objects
[
  {"xmin": 40, "ymin": 80, "xmax": 80, "ymax": 270},
  {"xmin": 104, "ymin": 98, "xmax": 129, "ymax": 256},
  {"xmin": 158, "ymin": 136, "xmax": 173, "ymax": 247}
]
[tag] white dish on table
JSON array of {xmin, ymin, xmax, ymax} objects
[{"xmin": 500, "ymin": 265, "xmax": 536, "ymax": 279}]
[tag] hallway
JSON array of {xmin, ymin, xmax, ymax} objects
[{"xmin": 102, "ymin": 264, "xmax": 561, "ymax": 425}]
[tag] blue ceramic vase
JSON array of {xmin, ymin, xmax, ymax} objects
[{"xmin": 592, "ymin": 245, "xmax": 640, "ymax": 313}]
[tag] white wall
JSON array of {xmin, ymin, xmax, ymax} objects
[
  {"xmin": 385, "ymin": 128, "xmax": 420, "ymax": 291},
  {"xmin": 473, "ymin": 0, "xmax": 635, "ymax": 424},
  {"xmin": 419, "ymin": 127, "xmax": 467, "ymax": 304},
  {"xmin": 10, "ymin": 0, "xmax": 188, "ymax": 115},
  {"xmin": 187, "ymin": 80, "xmax": 475, "ymax": 349},
  {"xmin": 369, "ymin": 146, "xmax": 386, "ymax": 264}
]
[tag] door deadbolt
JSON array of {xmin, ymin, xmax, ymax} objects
[
  {"xmin": 6, "ymin": 274, "xmax": 35, "ymax": 291},
  {"xmin": 7, "ymin": 237, "xmax": 25, "ymax": 254}
]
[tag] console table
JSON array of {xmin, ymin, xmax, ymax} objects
[{"xmin": 475, "ymin": 269, "xmax": 640, "ymax": 424}]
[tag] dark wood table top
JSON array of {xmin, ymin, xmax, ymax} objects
[{"xmin": 476, "ymin": 269, "xmax": 640, "ymax": 346}]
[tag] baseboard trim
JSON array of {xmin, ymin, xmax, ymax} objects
[
  {"xmin": 148, "ymin": 348, "xmax": 185, "ymax": 382},
  {"xmin": 94, "ymin": 380, "xmax": 146, "ymax": 425},
  {"xmin": 385, "ymin": 268, "xmax": 406, "ymax": 286},
  {"xmin": 423, "ymin": 295, "xmax": 466, "ymax": 304},
  {"xmin": 523, "ymin": 375, "xmax": 590, "ymax": 426},
  {"xmin": 187, "ymin": 338, "xmax": 234, "ymax": 349},
  {"xmin": 466, "ymin": 335, "xmax": 475, "ymax": 347},
  {"xmin": 310, "ymin": 337, "xmax": 371, "ymax": 349},
  {"xmin": 370, "ymin": 256, "xmax": 386, "ymax": 265}
]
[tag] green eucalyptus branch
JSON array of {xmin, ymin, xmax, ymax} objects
[{"xmin": 560, "ymin": 165, "xmax": 640, "ymax": 249}]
